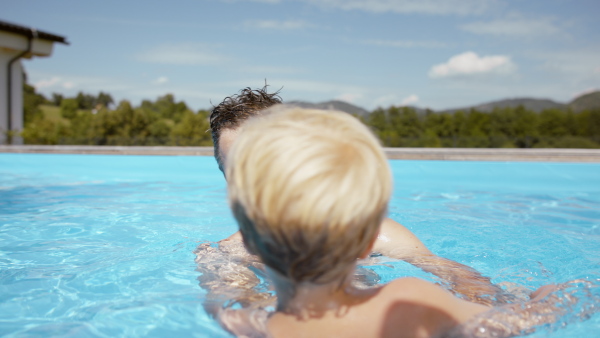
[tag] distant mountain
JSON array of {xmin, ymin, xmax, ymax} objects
[
  {"xmin": 443, "ymin": 98, "xmax": 566, "ymax": 114},
  {"xmin": 441, "ymin": 91, "xmax": 600, "ymax": 114},
  {"xmin": 287, "ymin": 90, "xmax": 600, "ymax": 116},
  {"xmin": 287, "ymin": 100, "xmax": 369, "ymax": 118},
  {"xmin": 569, "ymin": 91, "xmax": 600, "ymax": 112}
]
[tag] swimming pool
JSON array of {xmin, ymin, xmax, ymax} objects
[{"xmin": 0, "ymin": 154, "xmax": 598, "ymax": 337}]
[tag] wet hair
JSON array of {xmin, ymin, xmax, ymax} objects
[
  {"xmin": 227, "ymin": 106, "xmax": 392, "ymax": 285},
  {"xmin": 210, "ymin": 86, "xmax": 282, "ymax": 171}
]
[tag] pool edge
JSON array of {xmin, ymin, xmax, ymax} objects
[{"xmin": 1, "ymin": 145, "xmax": 600, "ymax": 162}]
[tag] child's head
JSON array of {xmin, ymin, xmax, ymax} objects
[{"xmin": 226, "ymin": 106, "xmax": 392, "ymax": 285}]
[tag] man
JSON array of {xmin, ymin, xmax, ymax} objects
[{"xmin": 201, "ymin": 85, "xmax": 506, "ymax": 305}]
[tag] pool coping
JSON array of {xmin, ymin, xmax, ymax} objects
[{"xmin": 2, "ymin": 145, "xmax": 600, "ymax": 162}]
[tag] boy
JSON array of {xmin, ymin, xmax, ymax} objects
[{"xmin": 224, "ymin": 107, "xmax": 493, "ymax": 337}]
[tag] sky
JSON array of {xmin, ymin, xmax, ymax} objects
[{"xmin": 2, "ymin": 0, "xmax": 600, "ymax": 111}]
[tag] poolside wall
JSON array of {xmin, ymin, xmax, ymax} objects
[{"xmin": 2, "ymin": 145, "xmax": 600, "ymax": 162}]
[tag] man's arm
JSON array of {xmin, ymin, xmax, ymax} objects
[
  {"xmin": 216, "ymin": 221, "xmax": 507, "ymax": 306},
  {"xmin": 194, "ymin": 234, "xmax": 275, "ymax": 337},
  {"xmin": 452, "ymin": 281, "xmax": 585, "ymax": 337},
  {"xmin": 373, "ymin": 218, "xmax": 433, "ymax": 257},
  {"xmin": 220, "ymin": 230, "xmax": 243, "ymax": 244},
  {"xmin": 373, "ymin": 218, "xmax": 508, "ymax": 305},
  {"xmin": 217, "ymin": 307, "xmax": 270, "ymax": 338},
  {"xmin": 194, "ymin": 239, "xmax": 274, "ymax": 318}
]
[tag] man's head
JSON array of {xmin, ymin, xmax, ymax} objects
[
  {"xmin": 210, "ymin": 86, "xmax": 282, "ymax": 173},
  {"xmin": 226, "ymin": 106, "xmax": 392, "ymax": 285}
]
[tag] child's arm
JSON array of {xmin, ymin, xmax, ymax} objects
[{"xmin": 373, "ymin": 218, "xmax": 507, "ymax": 305}]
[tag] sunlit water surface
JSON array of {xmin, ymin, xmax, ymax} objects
[{"xmin": 0, "ymin": 154, "xmax": 598, "ymax": 337}]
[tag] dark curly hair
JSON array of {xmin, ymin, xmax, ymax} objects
[{"xmin": 210, "ymin": 86, "xmax": 282, "ymax": 171}]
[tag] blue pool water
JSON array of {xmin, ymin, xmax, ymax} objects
[{"xmin": 0, "ymin": 154, "xmax": 599, "ymax": 337}]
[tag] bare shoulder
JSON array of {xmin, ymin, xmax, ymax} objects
[
  {"xmin": 382, "ymin": 277, "xmax": 443, "ymax": 298},
  {"xmin": 382, "ymin": 278, "xmax": 489, "ymax": 321},
  {"xmin": 373, "ymin": 218, "xmax": 432, "ymax": 258},
  {"xmin": 373, "ymin": 278, "xmax": 489, "ymax": 338}
]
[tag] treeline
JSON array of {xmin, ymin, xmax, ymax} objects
[
  {"xmin": 364, "ymin": 106, "xmax": 600, "ymax": 148},
  {"xmin": 21, "ymin": 85, "xmax": 600, "ymax": 148},
  {"xmin": 21, "ymin": 84, "xmax": 212, "ymax": 146}
]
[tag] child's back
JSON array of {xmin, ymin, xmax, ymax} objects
[{"xmin": 267, "ymin": 277, "xmax": 487, "ymax": 338}]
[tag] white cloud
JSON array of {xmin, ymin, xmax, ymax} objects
[
  {"xmin": 335, "ymin": 93, "xmax": 363, "ymax": 103},
  {"xmin": 137, "ymin": 43, "xmax": 226, "ymax": 65},
  {"xmin": 152, "ymin": 76, "xmax": 169, "ymax": 85},
  {"xmin": 401, "ymin": 94, "xmax": 419, "ymax": 106},
  {"xmin": 429, "ymin": 51, "xmax": 515, "ymax": 78},
  {"xmin": 302, "ymin": 0, "xmax": 496, "ymax": 16},
  {"xmin": 34, "ymin": 77, "xmax": 61, "ymax": 89},
  {"xmin": 371, "ymin": 94, "xmax": 419, "ymax": 108},
  {"xmin": 33, "ymin": 77, "xmax": 76, "ymax": 90},
  {"xmin": 372, "ymin": 94, "xmax": 399, "ymax": 108},
  {"xmin": 363, "ymin": 39, "xmax": 446, "ymax": 48},
  {"xmin": 246, "ymin": 20, "xmax": 315, "ymax": 30},
  {"xmin": 461, "ymin": 15, "xmax": 562, "ymax": 38},
  {"xmin": 27, "ymin": 70, "xmax": 135, "ymax": 98}
]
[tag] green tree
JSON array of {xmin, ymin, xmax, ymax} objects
[
  {"xmin": 76, "ymin": 92, "xmax": 96, "ymax": 110},
  {"xmin": 170, "ymin": 110, "xmax": 212, "ymax": 146},
  {"xmin": 51, "ymin": 93, "xmax": 64, "ymax": 106},
  {"xmin": 367, "ymin": 108, "xmax": 391, "ymax": 145},
  {"xmin": 575, "ymin": 109, "xmax": 600, "ymax": 139},
  {"xmin": 148, "ymin": 119, "xmax": 173, "ymax": 143},
  {"xmin": 22, "ymin": 118, "xmax": 69, "ymax": 145},
  {"xmin": 23, "ymin": 83, "xmax": 45, "ymax": 125},
  {"xmin": 66, "ymin": 110, "xmax": 94, "ymax": 144},
  {"xmin": 141, "ymin": 94, "xmax": 189, "ymax": 124},
  {"xmin": 420, "ymin": 128, "xmax": 442, "ymax": 147},
  {"xmin": 538, "ymin": 109, "xmax": 568, "ymax": 137},
  {"xmin": 97, "ymin": 91, "xmax": 114, "ymax": 108},
  {"xmin": 389, "ymin": 107, "xmax": 423, "ymax": 146},
  {"xmin": 60, "ymin": 99, "xmax": 79, "ymax": 120}
]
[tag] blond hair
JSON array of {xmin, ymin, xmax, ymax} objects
[{"xmin": 226, "ymin": 106, "xmax": 392, "ymax": 284}]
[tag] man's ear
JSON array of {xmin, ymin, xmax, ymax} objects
[{"xmin": 359, "ymin": 231, "xmax": 379, "ymax": 259}]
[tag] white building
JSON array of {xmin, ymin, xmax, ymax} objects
[{"xmin": 0, "ymin": 20, "xmax": 68, "ymax": 144}]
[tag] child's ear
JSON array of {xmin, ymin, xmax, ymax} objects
[{"xmin": 359, "ymin": 231, "xmax": 379, "ymax": 259}]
